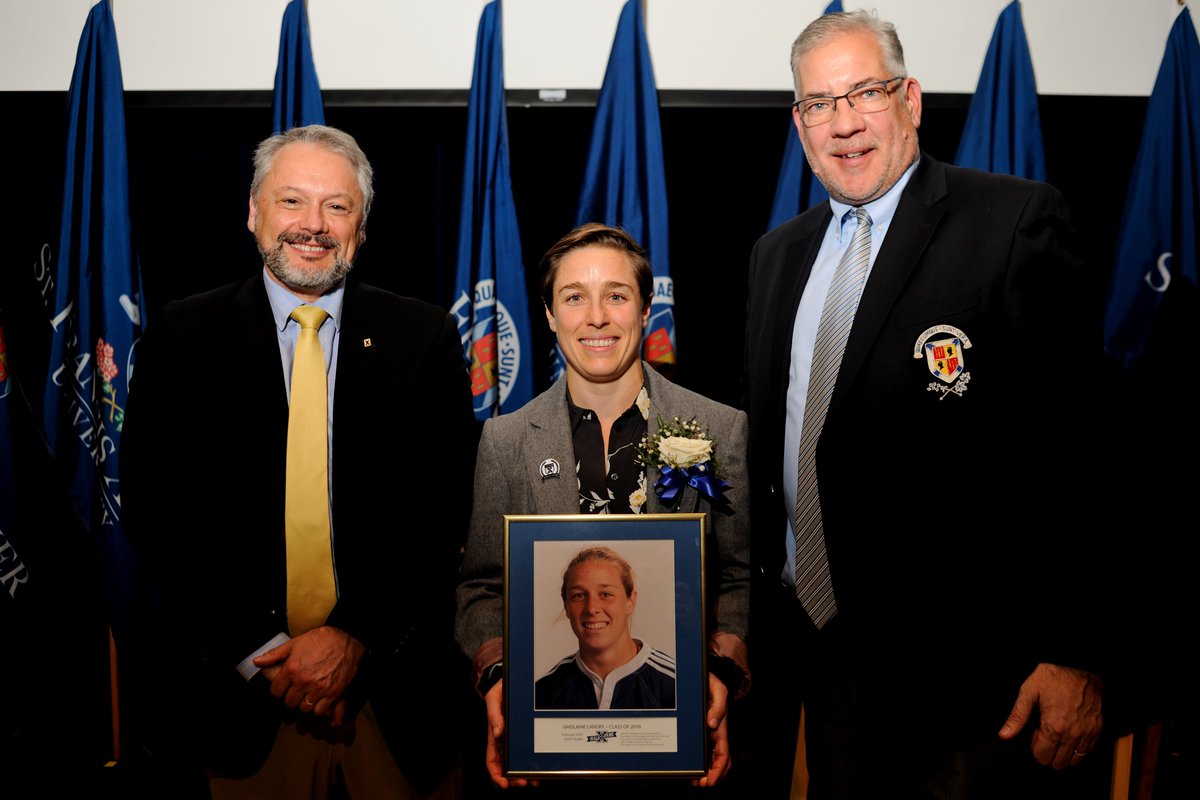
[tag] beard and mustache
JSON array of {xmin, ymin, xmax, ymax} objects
[{"xmin": 259, "ymin": 230, "xmax": 356, "ymax": 296}]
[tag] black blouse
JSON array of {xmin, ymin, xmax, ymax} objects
[{"xmin": 567, "ymin": 386, "xmax": 650, "ymax": 514}]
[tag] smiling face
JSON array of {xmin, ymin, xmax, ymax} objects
[
  {"xmin": 564, "ymin": 559, "xmax": 637, "ymax": 659},
  {"xmin": 793, "ymin": 30, "xmax": 922, "ymax": 205},
  {"xmin": 545, "ymin": 245, "xmax": 650, "ymax": 395},
  {"xmin": 248, "ymin": 141, "xmax": 365, "ymax": 301}
]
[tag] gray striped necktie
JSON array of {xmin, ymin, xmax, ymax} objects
[{"xmin": 794, "ymin": 207, "xmax": 872, "ymax": 629}]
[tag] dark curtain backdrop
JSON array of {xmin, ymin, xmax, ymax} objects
[
  {"xmin": 3, "ymin": 90, "xmax": 1191, "ymax": 790},
  {"xmin": 2, "ymin": 90, "xmax": 1147, "ymax": 405}
]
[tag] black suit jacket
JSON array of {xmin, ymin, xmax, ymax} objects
[
  {"xmin": 744, "ymin": 154, "xmax": 1096, "ymax": 731},
  {"xmin": 122, "ymin": 276, "xmax": 475, "ymax": 791}
]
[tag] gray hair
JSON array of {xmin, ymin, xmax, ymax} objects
[
  {"xmin": 790, "ymin": 9, "xmax": 907, "ymax": 99},
  {"xmin": 251, "ymin": 124, "xmax": 375, "ymax": 226}
]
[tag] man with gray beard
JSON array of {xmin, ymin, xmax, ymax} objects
[{"xmin": 123, "ymin": 125, "xmax": 475, "ymax": 798}]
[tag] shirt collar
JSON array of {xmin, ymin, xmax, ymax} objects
[
  {"xmin": 827, "ymin": 155, "xmax": 920, "ymax": 241},
  {"xmin": 262, "ymin": 268, "xmax": 346, "ymax": 332},
  {"xmin": 573, "ymin": 639, "xmax": 653, "ymax": 700},
  {"xmin": 565, "ymin": 384, "xmax": 651, "ymax": 432}
]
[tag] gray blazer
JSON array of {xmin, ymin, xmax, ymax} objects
[{"xmin": 455, "ymin": 364, "xmax": 750, "ymax": 680}]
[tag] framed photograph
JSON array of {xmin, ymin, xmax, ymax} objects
[{"xmin": 503, "ymin": 513, "xmax": 708, "ymax": 779}]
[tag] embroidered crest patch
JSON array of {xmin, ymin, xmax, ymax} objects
[
  {"xmin": 925, "ymin": 337, "xmax": 964, "ymax": 383},
  {"xmin": 913, "ymin": 325, "xmax": 972, "ymax": 399}
]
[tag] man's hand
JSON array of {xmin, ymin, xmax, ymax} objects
[
  {"xmin": 254, "ymin": 626, "xmax": 365, "ymax": 726},
  {"xmin": 692, "ymin": 672, "xmax": 732, "ymax": 787},
  {"xmin": 483, "ymin": 679, "xmax": 534, "ymax": 789},
  {"xmin": 998, "ymin": 662, "xmax": 1102, "ymax": 769}
]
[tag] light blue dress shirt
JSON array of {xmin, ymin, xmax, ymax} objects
[
  {"xmin": 237, "ymin": 271, "xmax": 346, "ymax": 680},
  {"xmin": 263, "ymin": 269, "xmax": 344, "ymax": 416},
  {"xmin": 780, "ymin": 159, "xmax": 919, "ymax": 585}
]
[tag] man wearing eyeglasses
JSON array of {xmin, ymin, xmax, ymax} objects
[{"xmin": 741, "ymin": 9, "xmax": 1102, "ymax": 799}]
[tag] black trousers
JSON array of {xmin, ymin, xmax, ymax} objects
[{"xmin": 734, "ymin": 581, "xmax": 1111, "ymax": 800}]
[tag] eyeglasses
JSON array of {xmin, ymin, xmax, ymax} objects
[{"xmin": 792, "ymin": 77, "xmax": 905, "ymax": 128}]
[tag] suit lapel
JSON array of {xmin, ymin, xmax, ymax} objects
[
  {"xmin": 772, "ymin": 213, "xmax": 830, "ymax": 399},
  {"xmin": 645, "ymin": 374, "xmax": 674, "ymax": 514},
  {"xmin": 763, "ymin": 211, "xmax": 830, "ymax": 482},
  {"xmin": 831, "ymin": 156, "xmax": 948, "ymax": 410},
  {"xmin": 643, "ymin": 369, "xmax": 701, "ymax": 515},
  {"xmin": 234, "ymin": 276, "xmax": 290, "ymax": 420},
  {"xmin": 331, "ymin": 283, "xmax": 374, "ymax": 430},
  {"xmin": 229, "ymin": 277, "xmax": 291, "ymax": 509},
  {"xmin": 523, "ymin": 382, "xmax": 579, "ymax": 513}
]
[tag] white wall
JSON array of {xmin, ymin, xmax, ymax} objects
[{"xmin": 0, "ymin": 1, "xmax": 1189, "ymax": 95}]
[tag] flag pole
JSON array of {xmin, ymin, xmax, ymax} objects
[
  {"xmin": 109, "ymin": 627, "xmax": 120, "ymax": 761},
  {"xmin": 105, "ymin": 0, "xmax": 127, "ymax": 767},
  {"xmin": 105, "ymin": 0, "xmax": 123, "ymax": 765}
]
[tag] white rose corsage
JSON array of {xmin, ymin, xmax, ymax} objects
[{"xmin": 636, "ymin": 415, "xmax": 732, "ymax": 509}]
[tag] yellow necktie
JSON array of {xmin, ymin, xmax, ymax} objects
[{"xmin": 285, "ymin": 305, "xmax": 335, "ymax": 635}]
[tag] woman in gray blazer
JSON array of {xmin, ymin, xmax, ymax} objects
[{"xmin": 455, "ymin": 223, "xmax": 751, "ymax": 791}]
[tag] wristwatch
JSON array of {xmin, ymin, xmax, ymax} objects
[{"xmin": 478, "ymin": 661, "xmax": 503, "ymax": 695}]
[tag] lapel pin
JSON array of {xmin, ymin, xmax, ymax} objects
[
  {"xmin": 539, "ymin": 458, "xmax": 561, "ymax": 481},
  {"xmin": 362, "ymin": 338, "xmax": 372, "ymax": 348}
]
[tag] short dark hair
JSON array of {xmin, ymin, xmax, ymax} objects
[{"xmin": 539, "ymin": 223, "xmax": 654, "ymax": 312}]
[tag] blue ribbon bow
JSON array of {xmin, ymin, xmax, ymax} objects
[{"xmin": 654, "ymin": 462, "xmax": 732, "ymax": 508}]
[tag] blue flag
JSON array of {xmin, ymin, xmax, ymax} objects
[
  {"xmin": 954, "ymin": 0, "xmax": 1046, "ymax": 180},
  {"xmin": 39, "ymin": 0, "xmax": 141, "ymax": 642},
  {"xmin": 767, "ymin": 123, "xmax": 830, "ymax": 230},
  {"xmin": 273, "ymin": 0, "xmax": 325, "ymax": 132},
  {"xmin": 767, "ymin": 0, "xmax": 840, "ymax": 231},
  {"xmin": 1103, "ymin": 7, "xmax": 1200, "ymax": 367},
  {"xmin": 451, "ymin": 0, "xmax": 535, "ymax": 420},
  {"xmin": 564, "ymin": 0, "xmax": 674, "ymax": 379}
]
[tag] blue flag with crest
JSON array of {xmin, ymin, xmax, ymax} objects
[
  {"xmin": 273, "ymin": 0, "xmax": 325, "ymax": 133},
  {"xmin": 954, "ymin": 0, "xmax": 1046, "ymax": 180},
  {"xmin": 767, "ymin": 0, "xmax": 840, "ymax": 231},
  {"xmin": 557, "ymin": 0, "xmax": 673, "ymax": 380},
  {"xmin": 39, "ymin": 0, "xmax": 141, "ymax": 642},
  {"xmin": 451, "ymin": 0, "xmax": 535, "ymax": 420},
  {"xmin": 1103, "ymin": 7, "xmax": 1200, "ymax": 367}
]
